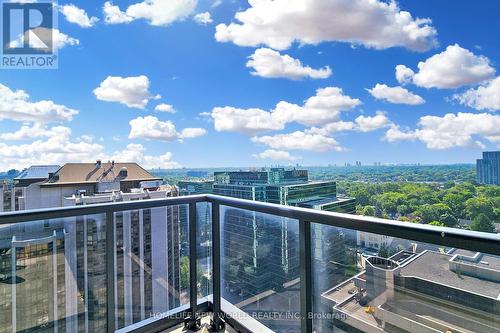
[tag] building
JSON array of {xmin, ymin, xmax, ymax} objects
[
  {"xmin": 322, "ymin": 248, "xmax": 500, "ymax": 333},
  {"xmin": 1, "ymin": 165, "xmax": 60, "ymax": 212},
  {"xmin": 477, "ymin": 151, "xmax": 500, "ymax": 185},
  {"xmin": 212, "ymin": 168, "xmax": 357, "ymax": 318},
  {"xmin": 0, "ymin": 161, "xmax": 188, "ymax": 333},
  {"xmin": 178, "ymin": 180, "xmax": 214, "ymax": 196},
  {"xmin": 14, "ymin": 165, "xmax": 61, "ymax": 187}
]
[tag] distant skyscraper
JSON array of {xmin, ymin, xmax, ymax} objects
[{"xmin": 476, "ymin": 151, "xmax": 500, "ymax": 185}]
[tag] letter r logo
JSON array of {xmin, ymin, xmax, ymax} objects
[{"xmin": 2, "ymin": 2, "xmax": 54, "ymax": 55}]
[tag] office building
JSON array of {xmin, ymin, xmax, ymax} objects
[
  {"xmin": 178, "ymin": 180, "xmax": 214, "ymax": 196},
  {"xmin": 477, "ymin": 151, "xmax": 500, "ymax": 185},
  {"xmin": 212, "ymin": 168, "xmax": 357, "ymax": 313}
]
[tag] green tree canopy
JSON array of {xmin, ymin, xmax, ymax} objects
[{"xmin": 470, "ymin": 213, "xmax": 495, "ymax": 233}]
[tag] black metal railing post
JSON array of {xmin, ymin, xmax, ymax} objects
[
  {"xmin": 300, "ymin": 220, "xmax": 313, "ymax": 333},
  {"xmin": 210, "ymin": 202, "xmax": 225, "ymax": 331},
  {"xmin": 106, "ymin": 210, "xmax": 116, "ymax": 333},
  {"xmin": 184, "ymin": 203, "xmax": 201, "ymax": 330}
]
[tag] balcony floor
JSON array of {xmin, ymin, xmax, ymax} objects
[{"xmin": 161, "ymin": 316, "xmax": 237, "ymax": 333}]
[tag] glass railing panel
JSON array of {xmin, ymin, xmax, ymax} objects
[
  {"xmin": 310, "ymin": 223, "xmax": 500, "ymax": 333},
  {"xmin": 113, "ymin": 204, "xmax": 189, "ymax": 330},
  {"xmin": 220, "ymin": 206, "xmax": 300, "ymax": 332},
  {"xmin": 0, "ymin": 213, "xmax": 107, "ymax": 333},
  {"xmin": 197, "ymin": 202, "xmax": 212, "ymax": 301}
]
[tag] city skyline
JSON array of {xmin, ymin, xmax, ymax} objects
[{"xmin": 1, "ymin": 0, "xmax": 500, "ymax": 170}]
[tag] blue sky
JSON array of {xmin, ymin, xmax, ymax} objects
[{"xmin": 1, "ymin": 0, "xmax": 499, "ymax": 170}]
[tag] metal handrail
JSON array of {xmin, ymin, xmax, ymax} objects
[
  {"xmin": 1, "ymin": 194, "xmax": 499, "ymax": 255},
  {"xmin": 1, "ymin": 193, "xmax": 499, "ymax": 333}
]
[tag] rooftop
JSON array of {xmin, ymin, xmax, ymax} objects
[
  {"xmin": 14, "ymin": 165, "xmax": 60, "ymax": 180},
  {"xmin": 399, "ymin": 251, "xmax": 500, "ymax": 299},
  {"xmin": 41, "ymin": 162, "xmax": 161, "ymax": 186}
]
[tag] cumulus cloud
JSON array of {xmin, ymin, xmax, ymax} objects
[
  {"xmin": 215, "ymin": 0, "xmax": 437, "ymax": 51},
  {"xmin": 207, "ymin": 87, "xmax": 361, "ymax": 134},
  {"xmin": 306, "ymin": 121, "xmax": 355, "ymax": 136},
  {"xmin": 396, "ymin": 44, "xmax": 496, "ymax": 89},
  {"xmin": 0, "ymin": 123, "xmax": 70, "ymax": 140},
  {"xmin": 93, "ymin": 75, "xmax": 160, "ymax": 109},
  {"xmin": 355, "ymin": 111, "xmax": 392, "ymax": 132},
  {"xmin": 0, "ymin": 83, "xmax": 78, "ymax": 122},
  {"xmin": 246, "ymin": 48, "xmax": 332, "ymax": 80},
  {"xmin": 0, "ymin": 126, "xmax": 104, "ymax": 170},
  {"xmin": 128, "ymin": 116, "xmax": 206, "ymax": 141},
  {"xmin": 111, "ymin": 143, "xmax": 181, "ymax": 169},
  {"xmin": 252, "ymin": 131, "xmax": 344, "ymax": 152},
  {"xmin": 384, "ymin": 112, "xmax": 500, "ymax": 149},
  {"xmin": 453, "ymin": 77, "xmax": 500, "ymax": 112},
  {"xmin": 193, "ymin": 12, "xmax": 213, "ymax": 25},
  {"xmin": 395, "ymin": 64, "xmax": 415, "ymax": 85},
  {"xmin": 103, "ymin": 0, "xmax": 197, "ymax": 26},
  {"xmin": 252, "ymin": 149, "xmax": 299, "ymax": 161},
  {"xmin": 103, "ymin": 1, "xmax": 133, "ymax": 24},
  {"xmin": 60, "ymin": 4, "xmax": 99, "ymax": 28},
  {"xmin": 367, "ymin": 83, "xmax": 425, "ymax": 105},
  {"xmin": 155, "ymin": 103, "xmax": 175, "ymax": 113}
]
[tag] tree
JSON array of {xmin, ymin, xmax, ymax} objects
[
  {"xmin": 362, "ymin": 206, "xmax": 376, "ymax": 217},
  {"xmin": 378, "ymin": 243, "xmax": 389, "ymax": 258},
  {"xmin": 417, "ymin": 203, "xmax": 457, "ymax": 227},
  {"xmin": 465, "ymin": 196, "xmax": 495, "ymax": 221},
  {"xmin": 429, "ymin": 221, "xmax": 445, "ymax": 227},
  {"xmin": 470, "ymin": 214, "xmax": 495, "ymax": 233}
]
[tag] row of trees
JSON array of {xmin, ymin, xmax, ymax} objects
[{"xmin": 339, "ymin": 182, "xmax": 499, "ymax": 233}]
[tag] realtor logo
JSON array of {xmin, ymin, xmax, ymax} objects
[{"xmin": 1, "ymin": 0, "xmax": 58, "ymax": 69}]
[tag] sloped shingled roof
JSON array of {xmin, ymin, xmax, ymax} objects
[
  {"xmin": 41, "ymin": 162, "xmax": 161, "ymax": 186},
  {"xmin": 14, "ymin": 165, "xmax": 61, "ymax": 180}
]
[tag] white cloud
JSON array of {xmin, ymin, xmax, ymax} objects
[
  {"xmin": 246, "ymin": 48, "xmax": 332, "ymax": 80},
  {"xmin": 252, "ymin": 149, "xmax": 299, "ymax": 161},
  {"xmin": 367, "ymin": 83, "xmax": 425, "ymax": 105},
  {"xmin": 155, "ymin": 103, "xmax": 175, "ymax": 113},
  {"xmin": 193, "ymin": 12, "xmax": 213, "ymax": 25},
  {"xmin": 215, "ymin": 0, "xmax": 437, "ymax": 51},
  {"xmin": 0, "ymin": 83, "xmax": 78, "ymax": 122},
  {"xmin": 0, "ymin": 126, "xmax": 104, "ymax": 170},
  {"xmin": 252, "ymin": 131, "xmax": 344, "ymax": 152},
  {"xmin": 384, "ymin": 112, "xmax": 500, "ymax": 149},
  {"xmin": 60, "ymin": 4, "xmax": 99, "ymax": 28},
  {"xmin": 355, "ymin": 111, "xmax": 392, "ymax": 132},
  {"xmin": 397, "ymin": 44, "xmax": 496, "ymax": 89},
  {"xmin": 208, "ymin": 87, "xmax": 361, "ymax": 134},
  {"xmin": 103, "ymin": 0, "xmax": 197, "ymax": 26},
  {"xmin": 179, "ymin": 127, "xmax": 207, "ymax": 138},
  {"xmin": 103, "ymin": 1, "xmax": 133, "ymax": 24},
  {"xmin": 0, "ymin": 123, "xmax": 70, "ymax": 140},
  {"xmin": 93, "ymin": 75, "xmax": 160, "ymax": 109},
  {"xmin": 111, "ymin": 143, "xmax": 181, "ymax": 169},
  {"xmin": 453, "ymin": 77, "xmax": 500, "ymax": 112},
  {"xmin": 128, "ymin": 116, "xmax": 206, "ymax": 141},
  {"xmin": 8, "ymin": 28, "xmax": 79, "ymax": 51},
  {"xmin": 395, "ymin": 64, "xmax": 415, "ymax": 85},
  {"xmin": 306, "ymin": 121, "xmax": 355, "ymax": 136}
]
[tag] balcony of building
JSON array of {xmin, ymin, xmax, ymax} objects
[{"xmin": 0, "ymin": 194, "xmax": 499, "ymax": 333}]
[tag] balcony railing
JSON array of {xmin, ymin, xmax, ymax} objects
[{"xmin": 0, "ymin": 194, "xmax": 499, "ymax": 333}]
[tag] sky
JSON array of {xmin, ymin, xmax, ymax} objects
[{"xmin": 1, "ymin": 0, "xmax": 500, "ymax": 170}]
